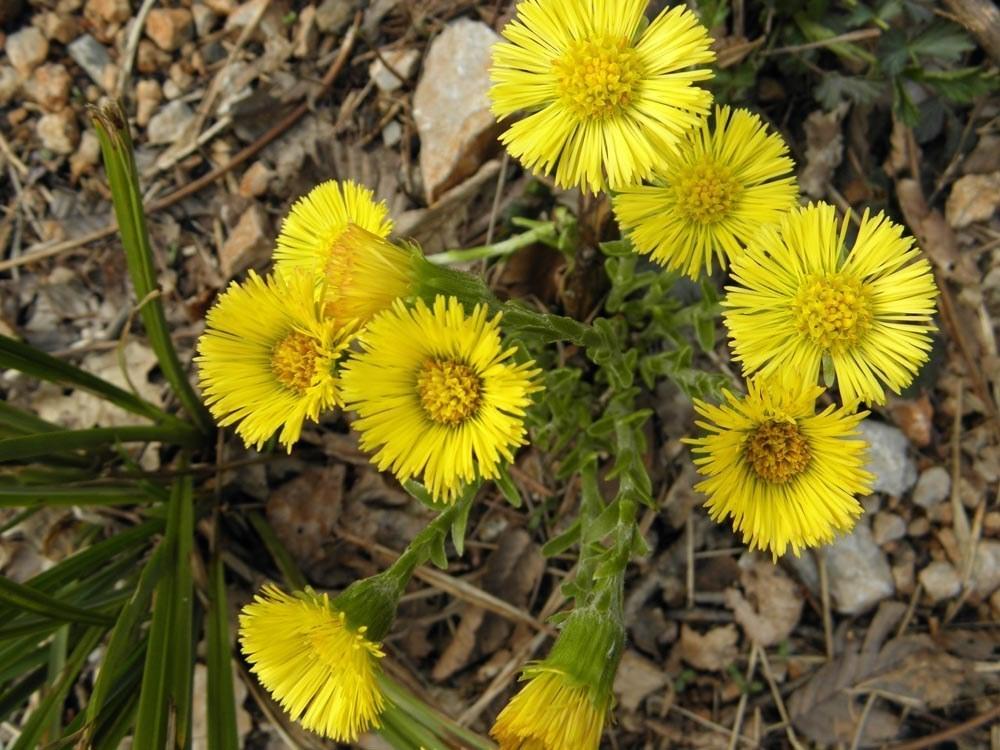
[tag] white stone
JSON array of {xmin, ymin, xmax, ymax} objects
[
  {"xmin": 370, "ymin": 48, "xmax": 419, "ymax": 92},
  {"xmin": 68, "ymin": 34, "xmax": 112, "ymax": 88},
  {"xmin": 912, "ymin": 466, "xmax": 951, "ymax": 508},
  {"xmin": 872, "ymin": 512, "xmax": 906, "ymax": 545},
  {"xmin": 972, "ymin": 541, "xmax": 1000, "ymax": 597},
  {"xmin": 146, "ymin": 100, "xmax": 195, "ymax": 145},
  {"xmin": 37, "ymin": 109, "xmax": 80, "ymax": 155},
  {"xmin": 823, "ymin": 523, "xmax": 894, "ymax": 614},
  {"xmin": 412, "ymin": 18, "xmax": 501, "ymax": 202},
  {"xmin": 919, "ymin": 561, "xmax": 961, "ymax": 602},
  {"xmin": 0, "ymin": 66, "xmax": 20, "ymax": 106},
  {"xmin": 6, "ymin": 27, "xmax": 48, "ymax": 76},
  {"xmin": 859, "ymin": 420, "xmax": 918, "ymax": 497}
]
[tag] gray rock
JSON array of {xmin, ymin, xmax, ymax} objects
[
  {"xmin": 859, "ymin": 420, "xmax": 918, "ymax": 497},
  {"xmin": 68, "ymin": 34, "xmax": 112, "ymax": 87},
  {"xmin": 912, "ymin": 466, "xmax": 951, "ymax": 508},
  {"xmin": 872, "ymin": 511, "xmax": 906, "ymax": 545},
  {"xmin": 315, "ymin": 0, "xmax": 359, "ymax": 33},
  {"xmin": 413, "ymin": 18, "xmax": 501, "ymax": 202},
  {"xmin": 973, "ymin": 540, "xmax": 1000, "ymax": 597},
  {"xmin": 146, "ymin": 100, "xmax": 194, "ymax": 145},
  {"xmin": 823, "ymin": 523, "xmax": 895, "ymax": 614},
  {"xmin": 370, "ymin": 48, "xmax": 419, "ymax": 93},
  {"xmin": 37, "ymin": 109, "xmax": 80, "ymax": 155},
  {"xmin": 0, "ymin": 66, "xmax": 20, "ymax": 106},
  {"xmin": 6, "ymin": 26, "xmax": 47, "ymax": 76},
  {"xmin": 919, "ymin": 561, "xmax": 961, "ymax": 602}
]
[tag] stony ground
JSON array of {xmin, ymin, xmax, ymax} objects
[{"xmin": 1, "ymin": 1, "xmax": 1000, "ymax": 748}]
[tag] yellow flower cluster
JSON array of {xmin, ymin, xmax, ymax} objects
[
  {"xmin": 490, "ymin": 0, "xmax": 939, "ymax": 573},
  {"xmin": 197, "ymin": 180, "xmax": 541, "ymax": 505}
]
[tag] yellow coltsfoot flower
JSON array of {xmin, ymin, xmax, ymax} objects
[
  {"xmin": 490, "ymin": 0, "xmax": 715, "ymax": 193},
  {"xmin": 340, "ymin": 295, "xmax": 541, "ymax": 503},
  {"xmin": 613, "ymin": 106, "xmax": 798, "ymax": 278},
  {"xmin": 686, "ymin": 375, "xmax": 874, "ymax": 558},
  {"xmin": 239, "ymin": 585, "xmax": 386, "ymax": 742},
  {"xmin": 492, "ymin": 605, "xmax": 623, "ymax": 750},
  {"xmin": 320, "ymin": 224, "xmax": 420, "ymax": 323},
  {"xmin": 723, "ymin": 202, "xmax": 938, "ymax": 405},
  {"xmin": 196, "ymin": 270, "xmax": 353, "ymax": 451},
  {"xmin": 273, "ymin": 179, "xmax": 393, "ymax": 283}
]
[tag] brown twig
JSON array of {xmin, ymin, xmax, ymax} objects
[
  {"xmin": 0, "ymin": 12, "xmax": 363, "ymax": 274},
  {"xmin": 886, "ymin": 701, "xmax": 1000, "ymax": 750}
]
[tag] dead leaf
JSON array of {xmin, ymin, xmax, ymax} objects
[
  {"xmin": 799, "ymin": 102, "xmax": 849, "ymax": 198},
  {"xmin": 431, "ymin": 528, "xmax": 543, "ymax": 681},
  {"xmin": 32, "ymin": 341, "xmax": 161, "ymax": 429},
  {"xmin": 945, "ymin": 172, "xmax": 1000, "ymax": 228},
  {"xmin": 789, "ymin": 600, "xmax": 972, "ymax": 747},
  {"xmin": 613, "ymin": 650, "xmax": 669, "ymax": 712},
  {"xmin": 266, "ymin": 465, "xmax": 345, "ymax": 565},
  {"xmin": 677, "ymin": 624, "xmax": 739, "ymax": 672},
  {"xmin": 724, "ymin": 557, "xmax": 803, "ymax": 647},
  {"xmin": 895, "ymin": 177, "xmax": 977, "ymax": 284}
]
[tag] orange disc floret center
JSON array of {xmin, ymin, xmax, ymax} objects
[
  {"xmin": 416, "ymin": 359, "xmax": 482, "ymax": 426},
  {"xmin": 745, "ymin": 420, "xmax": 810, "ymax": 484},
  {"xmin": 552, "ymin": 36, "xmax": 642, "ymax": 120},
  {"xmin": 791, "ymin": 273, "xmax": 873, "ymax": 351},
  {"xmin": 674, "ymin": 162, "xmax": 742, "ymax": 224},
  {"xmin": 271, "ymin": 332, "xmax": 319, "ymax": 394}
]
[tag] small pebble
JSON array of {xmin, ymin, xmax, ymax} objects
[
  {"xmin": 146, "ymin": 100, "xmax": 195, "ymax": 145},
  {"xmin": 872, "ymin": 511, "xmax": 906, "ymax": 545},
  {"xmin": 37, "ymin": 108, "xmax": 80, "ymax": 155},
  {"xmin": 919, "ymin": 561, "xmax": 961, "ymax": 602},
  {"xmin": 0, "ymin": 66, "xmax": 20, "ymax": 106},
  {"xmin": 146, "ymin": 8, "xmax": 194, "ymax": 52},
  {"xmin": 6, "ymin": 26, "xmax": 49, "ymax": 76},
  {"xmin": 912, "ymin": 466, "xmax": 950, "ymax": 508},
  {"xmin": 908, "ymin": 517, "xmax": 931, "ymax": 537},
  {"xmin": 30, "ymin": 63, "xmax": 72, "ymax": 111}
]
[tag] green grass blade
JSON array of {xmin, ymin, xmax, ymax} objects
[
  {"xmin": 0, "ymin": 576, "xmax": 113, "ymax": 626},
  {"xmin": 247, "ymin": 511, "xmax": 308, "ymax": 590},
  {"xmin": 0, "ymin": 666, "xmax": 46, "ymax": 725},
  {"xmin": 206, "ymin": 551, "xmax": 239, "ymax": 750},
  {"xmin": 19, "ymin": 518, "xmax": 160, "ymax": 596},
  {"xmin": 0, "ymin": 425, "xmax": 203, "ymax": 461},
  {"xmin": 45, "ymin": 626, "xmax": 69, "ymax": 741},
  {"xmin": 0, "ymin": 402, "xmax": 62, "ymax": 435},
  {"xmin": 171, "ymin": 476, "xmax": 195, "ymax": 749},
  {"xmin": 0, "ymin": 482, "xmax": 161, "ymax": 508},
  {"xmin": 10, "ymin": 625, "xmax": 105, "ymax": 750},
  {"xmin": 0, "ymin": 645, "xmax": 48, "ymax": 683},
  {"xmin": 0, "ymin": 334, "xmax": 174, "ymax": 424},
  {"xmin": 379, "ymin": 676, "xmax": 496, "ymax": 750},
  {"xmin": 84, "ymin": 542, "xmax": 165, "ymax": 728},
  {"xmin": 90, "ymin": 103, "xmax": 214, "ymax": 435},
  {"xmin": 133, "ymin": 476, "xmax": 194, "ymax": 749}
]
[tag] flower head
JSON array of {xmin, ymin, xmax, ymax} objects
[
  {"xmin": 492, "ymin": 605, "xmax": 623, "ymax": 750},
  {"xmin": 340, "ymin": 296, "xmax": 541, "ymax": 503},
  {"xmin": 685, "ymin": 375, "xmax": 873, "ymax": 558},
  {"xmin": 239, "ymin": 585, "xmax": 385, "ymax": 742},
  {"xmin": 321, "ymin": 224, "xmax": 420, "ymax": 323},
  {"xmin": 196, "ymin": 270, "xmax": 353, "ymax": 451},
  {"xmin": 723, "ymin": 203, "xmax": 938, "ymax": 405},
  {"xmin": 613, "ymin": 106, "xmax": 798, "ymax": 278},
  {"xmin": 490, "ymin": 0, "xmax": 715, "ymax": 193},
  {"xmin": 273, "ymin": 180, "xmax": 393, "ymax": 282}
]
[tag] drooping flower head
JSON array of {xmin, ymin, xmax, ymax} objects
[
  {"xmin": 196, "ymin": 270, "xmax": 354, "ymax": 451},
  {"xmin": 723, "ymin": 202, "xmax": 938, "ymax": 405},
  {"xmin": 239, "ymin": 585, "xmax": 386, "ymax": 742},
  {"xmin": 319, "ymin": 224, "xmax": 421, "ymax": 324},
  {"xmin": 490, "ymin": 0, "xmax": 715, "ymax": 193},
  {"xmin": 340, "ymin": 295, "xmax": 541, "ymax": 503},
  {"xmin": 492, "ymin": 604, "xmax": 624, "ymax": 750},
  {"xmin": 685, "ymin": 375, "xmax": 873, "ymax": 558},
  {"xmin": 273, "ymin": 179, "xmax": 393, "ymax": 285},
  {"xmin": 613, "ymin": 106, "xmax": 798, "ymax": 278}
]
